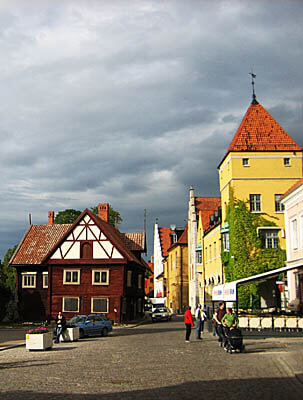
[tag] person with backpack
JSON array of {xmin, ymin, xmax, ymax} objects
[{"xmin": 195, "ymin": 304, "xmax": 207, "ymax": 340}]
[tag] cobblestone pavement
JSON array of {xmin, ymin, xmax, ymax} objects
[{"xmin": 0, "ymin": 318, "xmax": 303, "ymax": 399}]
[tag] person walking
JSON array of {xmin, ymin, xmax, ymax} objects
[
  {"xmin": 184, "ymin": 306, "xmax": 194, "ymax": 343},
  {"xmin": 54, "ymin": 311, "xmax": 66, "ymax": 343},
  {"xmin": 213, "ymin": 302, "xmax": 226, "ymax": 346},
  {"xmin": 195, "ymin": 304, "xmax": 207, "ymax": 340}
]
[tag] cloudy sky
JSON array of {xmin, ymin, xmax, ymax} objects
[{"xmin": 1, "ymin": 0, "xmax": 302, "ymax": 261}]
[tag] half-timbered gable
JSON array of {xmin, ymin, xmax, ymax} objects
[{"xmin": 10, "ymin": 204, "xmax": 147, "ymax": 323}]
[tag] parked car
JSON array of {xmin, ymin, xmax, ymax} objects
[
  {"xmin": 151, "ymin": 307, "xmax": 172, "ymax": 322},
  {"xmin": 67, "ymin": 314, "xmax": 113, "ymax": 338}
]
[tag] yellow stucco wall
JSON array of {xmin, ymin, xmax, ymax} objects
[
  {"xmin": 165, "ymin": 244, "xmax": 188, "ymax": 312},
  {"xmin": 218, "ymin": 151, "xmax": 303, "ymax": 250}
]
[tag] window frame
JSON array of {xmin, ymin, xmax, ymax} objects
[
  {"xmin": 223, "ymin": 232, "xmax": 230, "ymax": 252},
  {"xmin": 284, "ymin": 158, "xmax": 290, "ymax": 166},
  {"xmin": 42, "ymin": 272, "xmax": 48, "ymax": 288},
  {"xmin": 250, "ymin": 194, "xmax": 261, "ymax": 212},
  {"xmin": 291, "ymin": 218, "xmax": 298, "ymax": 250},
  {"xmin": 263, "ymin": 229, "xmax": 279, "ymax": 249},
  {"xmin": 62, "ymin": 296, "xmax": 80, "ymax": 312},
  {"xmin": 92, "ymin": 269, "xmax": 109, "ymax": 285},
  {"xmin": 242, "ymin": 158, "xmax": 249, "ymax": 167},
  {"xmin": 21, "ymin": 272, "xmax": 37, "ymax": 289},
  {"xmin": 63, "ymin": 269, "xmax": 80, "ymax": 285},
  {"xmin": 138, "ymin": 274, "xmax": 143, "ymax": 289},
  {"xmin": 275, "ymin": 194, "xmax": 285, "ymax": 213},
  {"xmin": 91, "ymin": 297, "xmax": 109, "ymax": 314}
]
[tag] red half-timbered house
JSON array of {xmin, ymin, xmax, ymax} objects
[{"xmin": 10, "ymin": 204, "xmax": 147, "ymax": 322}]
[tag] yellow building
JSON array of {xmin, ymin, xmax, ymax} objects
[
  {"xmin": 164, "ymin": 228, "xmax": 189, "ymax": 313},
  {"xmin": 218, "ymin": 98, "xmax": 302, "ymax": 251}
]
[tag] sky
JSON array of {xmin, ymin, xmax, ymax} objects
[{"xmin": 1, "ymin": 0, "xmax": 303, "ymax": 261}]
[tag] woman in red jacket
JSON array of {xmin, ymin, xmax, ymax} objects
[{"xmin": 184, "ymin": 306, "xmax": 194, "ymax": 342}]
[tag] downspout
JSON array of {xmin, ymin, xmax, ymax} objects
[{"xmin": 180, "ymin": 246, "xmax": 183, "ymax": 314}]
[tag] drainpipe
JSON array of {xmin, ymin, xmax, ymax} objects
[{"xmin": 180, "ymin": 247, "xmax": 183, "ymax": 314}]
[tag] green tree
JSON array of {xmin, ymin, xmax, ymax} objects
[
  {"xmin": 54, "ymin": 205, "xmax": 122, "ymax": 227},
  {"xmin": 54, "ymin": 209, "xmax": 82, "ymax": 224},
  {"xmin": 222, "ymin": 192, "xmax": 286, "ymax": 309},
  {"xmin": 0, "ymin": 245, "xmax": 18, "ymax": 321}
]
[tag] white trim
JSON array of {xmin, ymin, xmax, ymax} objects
[
  {"xmin": 92, "ymin": 269, "xmax": 109, "ymax": 285},
  {"xmin": 91, "ymin": 297, "xmax": 109, "ymax": 313},
  {"xmin": 63, "ymin": 269, "xmax": 80, "ymax": 285},
  {"xmin": 62, "ymin": 297, "xmax": 80, "ymax": 312},
  {"xmin": 21, "ymin": 272, "xmax": 37, "ymax": 289}
]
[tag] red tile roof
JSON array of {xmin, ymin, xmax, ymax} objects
[
  {"xmin": 280, "ymin": 178, "xmax": 303, "ymax": 201},
  {"xmin": 159, "ymin": 227, "xmax": 174, "ymax": 257},
  {"xmin": 219, "ymin": 102, "xmax": 301, "ymax": 166},
  {"xmin": 10, "ymin": 209, "xmax": 146, "ymax": 266},
  {"xmin": 10, "ymin": 224, "xmax": 72, "ymax": 265},
  {"xmin": 195, "ymin": 197, "xmax": 221, "ymax": 231}
]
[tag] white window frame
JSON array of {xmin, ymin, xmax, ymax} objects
[
  {"xmin": 92, "ymin": 269, "xmax": 109, "ymax": 285},
  {"xmin": 91, "ymin": 297, "xmax": 109, "ymax": 314},
  {"xmin": 223, "ymin": 233, "xmax": 230, "ymax": 252},
  {"xmin": 196, "ymin": 250, "xmax": 202, "ymax": 264},
  {"xmin": 42, "ymin": 272, "xmax": 48, "ymax": 288},
  {"xmin": 250, "ymin": 194, "xmax": 261, "ymax": 212},
  {"xmin": 21, "ymin": 272, "xmax": 37, "ymax": 288},
  {"xmin": 264, "ymin": 230, "xmax": 279, "ymax": 249},
  {"xmin": 242, "ymin": 158, "xmax": 249, "ymax": 167},
  {"xmin": 291, "ymin": 219, "xmax": 298, "ymax": 250},
  {"xmin": 63, "ymin": 269, "xmax": 80, "ymax": 285},
  {"xmin": 127, "ymin": 270, "xmax": 132, "ymax": 287},
  {"xmin": 275, "ymin": 194, "xmax": 285, "ymax": 213},
  {"xmin": 62, "ymin": 297, "xmax": 80, "ymax": 312}
]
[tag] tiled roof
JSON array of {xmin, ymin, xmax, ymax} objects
[
  {"xmin": 220, "ymin": 102, "xmax": 301, "ymax": 166},
  {"xmin": 10, "ymin": 224, "xmax": 72, "ymax": 265},
  {"xmin": 10, "ymin": 210, "xmax": 146, "ymax": 266},
  {"xmin": 159, "ymin": 227, "xmax": 174, "ymax": 257},
  {"xmin": 280, "ymin": 178, "xmax": 303, "ymax": 201},
  {"xmin": 122, "ymin": 232, "xmax": 146, "ymax": 251},
  {"xmin": 177, "ymin": 227, "xmax": 188, "ymax": 245},
  {"xmin": 195, "ymin": 197, "xmax": 221, "ymax": 231}
]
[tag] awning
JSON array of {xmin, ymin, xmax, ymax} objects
[{"xmin": 212, "ymin": 264, "xmax": 303, "ymax": 302}]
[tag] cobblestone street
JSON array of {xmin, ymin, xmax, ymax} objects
[{"xmin": 1, "ymin": 318, "xmax": 303, "ymax": 399}]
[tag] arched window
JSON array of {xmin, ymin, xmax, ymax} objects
[{"xmin": 81, "ymin": 241, "xmax": 93, "ymax": 259}]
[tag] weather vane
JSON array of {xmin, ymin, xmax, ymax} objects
[{"xmin": 249, "ymin": 70, "xmax": 258, "ymax": 104}]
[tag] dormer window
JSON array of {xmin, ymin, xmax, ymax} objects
[
  {"xmin": 242, "ymin": 158, "xmax": 249, "ymax": 166},
  {"xmin": 284, "ymin": 158, "xmax": 290, "ymax": 166}
]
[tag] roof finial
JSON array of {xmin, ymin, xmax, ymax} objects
[{"xmin": 249, "ymin": 70, "xmax": 258, "ymax": 104}]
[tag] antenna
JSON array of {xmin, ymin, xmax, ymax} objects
[
  {"xmin": 29, "ymin": 213, "xmax": 32, "ymax": 225},
  {"xmin": 249, "ymin": 70, "xmax": 258, "ymax": 104}
]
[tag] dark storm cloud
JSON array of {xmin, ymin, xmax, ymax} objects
[{"xmin": 0, "ymin": 0, "xmax": 303, "ymax": 259}]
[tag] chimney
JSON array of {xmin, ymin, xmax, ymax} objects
[
  {"xmin": 48, "ymin": 211, "xmax": 54, "ymax": 225},
  {"xmin": 98, "ymin": 203, "xmax": 109, "ymax": 223}
]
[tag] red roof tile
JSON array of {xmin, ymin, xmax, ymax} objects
[
  {"xmin": 159, "ymin": 227, "xmax": 174, "ymax": 257},
  {"xmin": 219, "ymin": 102, "xmax": 301, "ymax": 166},
  {"xmin": 280, "ymin": 178, "xmax": 303, "ymax": 200},
  {"xmin": 195, "ymin": 197, "xmax": 221, "ymax": 231}
]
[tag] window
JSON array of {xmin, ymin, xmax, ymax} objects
[
  {"xmin": 92, "ymin": 269, "xmax": 109, "ymax": 285},
  {"xmin": 209, "ymin": 245, "xmax": 212, "ymax": 260},
  {"xmin": 43, "ymin": 272, "xmax": 48, "ymax": 288},
  {"xmin": 214, "ymin": 242, "xmax": 217, "ymax": 258},
  {"xmin": 64, "ymin": 269, "xmax": 80, "ymax": 284},
  {"xmin": 263, "ymin": 230, "xmax": 279, "ymax": 249},
  {"xmin": 138, "ymin": 274, "xmax": 143, "ymax": 289},
  {"xmin": 196, "ymin": 250, "xmax": 202, "ymax": 264},
  {"xmin": 223, "ymin": 233, "xmax": 230, "ymax": 251},
  {"xmin": 80, "ymin": 242, "xmax": 93, "ymax": 259},
  {"xmin": 242, "ymin": 158, "xmax": 249, "ymax": 166},
  {"xmin": 284, "ymin": 158, "xmax": 290, "ymax": 166},
  {"xmin": 63, "ymin": 297, "xmax": 79, "ymax": 312},
  {"xmin": 275, "ymin": 194, "xmax": 285, "ymax": 212},
  {"xmin": 91, "ymin": 297, "xmax": 109, "ymax": 313},
  {"xmin": 22, "ymin": 272, "xmax": 36, "ymax": 288},
  {"xmin": 250, "ymin": 194, "xmax": 261, "ymax": 212},
  {"xmin": 127, "ymin": 270, "xmax": 132, "ymax": 287},
  {"xmin": 291, "ymin": 219, "xmax": 298, "ymax": 250}
]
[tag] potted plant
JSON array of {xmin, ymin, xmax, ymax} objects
[{"xmin": 26, "ymin": 326, "xmax": 53, "ymax": 351}]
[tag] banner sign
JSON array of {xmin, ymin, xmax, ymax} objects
[{"xmin": 212, "ymin": 282, "xmax": 237, "ymax": 301}]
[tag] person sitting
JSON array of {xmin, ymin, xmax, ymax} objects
[{"xmin": 54, "ymin": 311, "xmax": 66, "ymax": 343}]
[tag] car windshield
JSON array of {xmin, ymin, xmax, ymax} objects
[
  {"xmin": 68, "ymin": 316, "xmax": 86, "ymax": 324},
  {"xmin": 156, "ymin": 308, "xmax": 167, "ymax": 313}
]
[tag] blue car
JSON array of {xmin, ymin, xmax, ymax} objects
[{"xmin": 67, "ymin": 314, "xmax": 113, "ymax": 338}]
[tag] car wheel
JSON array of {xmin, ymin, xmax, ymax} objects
[
  {"xmin": 79, "ymin": 329, "xmax": 84, "ymax": 339},
  {"xmin": 102, "ymin": 327, "xmax": 109, "ymax": 337}
]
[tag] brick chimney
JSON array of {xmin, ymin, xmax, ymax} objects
[
  {"xmin": 48, "ymin": 211, "xmax": 54, "ymax": 225},
  {"xmin": 98, "ymin": 203, "xmax": 109, "ymax": 222}
]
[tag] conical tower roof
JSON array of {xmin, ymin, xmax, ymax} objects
[{"xmin": 218, "ymin": 101, "xmax": 301, "ymax": 167}]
